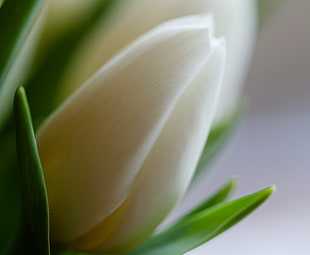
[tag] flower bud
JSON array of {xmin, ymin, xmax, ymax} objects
[
  {"xmin": 37, "ymin": 15, "xmax": 225, "ymax": 253},
  {"xmin": 55, "ymin": 0, "xmax": 256, "ymax": 125}
]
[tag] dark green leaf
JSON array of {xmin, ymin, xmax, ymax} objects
[
  {"xmin": 13, "ymin": 87, "xmax": 50, "ymax": 255},
  {"xmin": 125, "ymin": 186, "xmax": 275, "ymax": 255},
  {"xmin": 0, "ymin": 0, "xmax": 44, "ymax": 91},
  {"xmin": 0, "ymin": 1, "xmax": 116, "ymax": 240},
  {"xmin": 0, "ymin": 97, "xmax": 21, "ymax": 253},
  {"xmin": 26, "ymin": 0, "xmax": 121, "ymax": 127},
  {"xmin": 0, "ymin": 103, "xmax": 21, "ymax": 254},
  {"xmin": 0, "ymin": 161, "xmax": 21, "ymax": 255}
]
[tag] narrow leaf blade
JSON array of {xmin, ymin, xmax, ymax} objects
[
  {"xmin": 183, "ymin": 179, "xmax": 237, "ymax": 219},
  {"xmin": 125, "ymin": 186, "xmax": 275, "ymax": 255},
  {"xmin": 14, "ymin": 87, "xmax": 50, "ymax": 255},
  {"xmin": 168, "ymin": 179, "xmax": 237, "ymax": 235}
]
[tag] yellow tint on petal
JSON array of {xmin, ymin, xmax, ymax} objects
[{"xmin": 68, "ymin": 196, "xmax": 132, "ymax": 251}]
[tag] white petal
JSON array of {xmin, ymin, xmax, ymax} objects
[
  {"xmin": 55, "ymin": 0, "xmax": 213, "ymax": 99},
  {"xmin": 95, "ymin": 38, "xmax": 226, "ymax": 253},
  {"xmin": 58, "ymin": 0, "xmax": 256, "ymax": 125},
  {"xmin": 208, "ymin": 0, "xmax": 257, "ymax": 124},
  {"xmin": 37, "ymin": 15, "xmax": 215, "ymax": 242}
]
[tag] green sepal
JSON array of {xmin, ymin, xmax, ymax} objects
[
  {"xmin": 0, "ymin": 0, "xmax": 44, "ymax": 91},
  {"xmin": 13, "ymin": 87, "xmax": 50, "ymax": 255},
  {"xmin": 125, "ymin": 186, "xmax": 275, "ymax": 255}
]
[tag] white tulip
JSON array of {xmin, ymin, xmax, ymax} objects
[
  {"xmin": 37, "ymin": 15, "xmax": 226, "ymax": 253},
  {"xmin": 57, "ymin": 0, "xmax": 256, "ymax": 125}
]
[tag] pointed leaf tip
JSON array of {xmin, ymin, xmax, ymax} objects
[
  {"xmin": 14, "ymin": 86, "xmax": 50, "ymax": 255},
  {"xmin": 125, "ymin": 186, "xmax": 275, "ymax": 255},
  {"xmin": 185, "ymin": 178, "xmax": 238, "ymax": 219}
]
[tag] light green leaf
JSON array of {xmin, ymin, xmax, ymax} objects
[
  {"xmin": 56, "ymin": 181, "xmax": 235, "ymax": 255},
  {"xmin": 125, "ymin": 186, "xmax": 275, "ymax": 255},
  {"xmin": 177, "ymin": 179, "xmax": 237, "ymax": 225},
  {"xmin": 13, "ymin": 87, "xmax": 50, "ymax": 255}
]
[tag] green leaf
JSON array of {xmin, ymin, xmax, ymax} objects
[
  {"xmin": 56, "ymin": 181, "xmax": 235, "ymax": 255},
  {"xmin": 0, "ymin": 161, "xmax": 22, "ymax": 255},
  {"xmin": 0, "ymin": 0, "xmax": 44, "ymax": 91},
  {"xmin": 26, "ymin": 0, "xmax": 121, "ymax": 127},
  {"xmin": 125, "ymin": 186, "xmax": 275, "ymax": 255},
  {"xmin": 13, "ymin": 87, "xmax": 50, "ymax": 255},
  {"xmin": 1, "ymin": 0, "xmax": 112, "ymax": 239},
  {"xmin": 0, "ymin": 104, "xmax": 22, "ymax": 254},
  {"xmin": 55, "ymin": 181, "xmax": 235, "ymax": 255},
  {"xmin": 0, "ymin": 106, "xmax": 21, "ymax": 254},
  {"xmin": 177, "ymin": 179, "xmax": 237, "ymax": 225},
  {"xmin": 194, "ymin": 105, "xmax": 244, "ymax": 178}
]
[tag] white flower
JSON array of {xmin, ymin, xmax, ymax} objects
[
  {"xmin": 55, "ymin": 0, "xmax": 256, "ymax": 125},
  {"xmin": 37, "ymin": 15, "xmax": 225, "ymax": 253}
]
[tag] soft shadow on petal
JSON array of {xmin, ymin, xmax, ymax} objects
[
  {"xmin": 93, "ymin": 37, "xmax": 226, "ymax": 254},
  {"xmin": 37, "ymin": 15, "xmax": 215, "ymax": 243}
]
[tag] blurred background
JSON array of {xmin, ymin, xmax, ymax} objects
[{"xmin": 176, "ymin": 0, "xmax": 310, "ymax": 254}]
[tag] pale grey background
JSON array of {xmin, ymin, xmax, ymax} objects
[{"xmin": 176, "ymin": 1, "xmax": 310, "ymax": 254}]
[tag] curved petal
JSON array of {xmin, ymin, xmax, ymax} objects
[
  {"xmin": 208, "ymin": 0, "xmax": 257, "ymax": 124},
  {"xmin": 58, "ymin": 0, "xmax": 256, "ymax": 126},
  {"xmin": 58, "ymin": 0, "xmax": 215, "ymax": 100},
  {"xmin": 37, "ymin": 15, "xmax": 215, "ymax": 242},
  {"xmin": 96, "ymin": 38, "xmax": 226, "ymax": 253}
]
